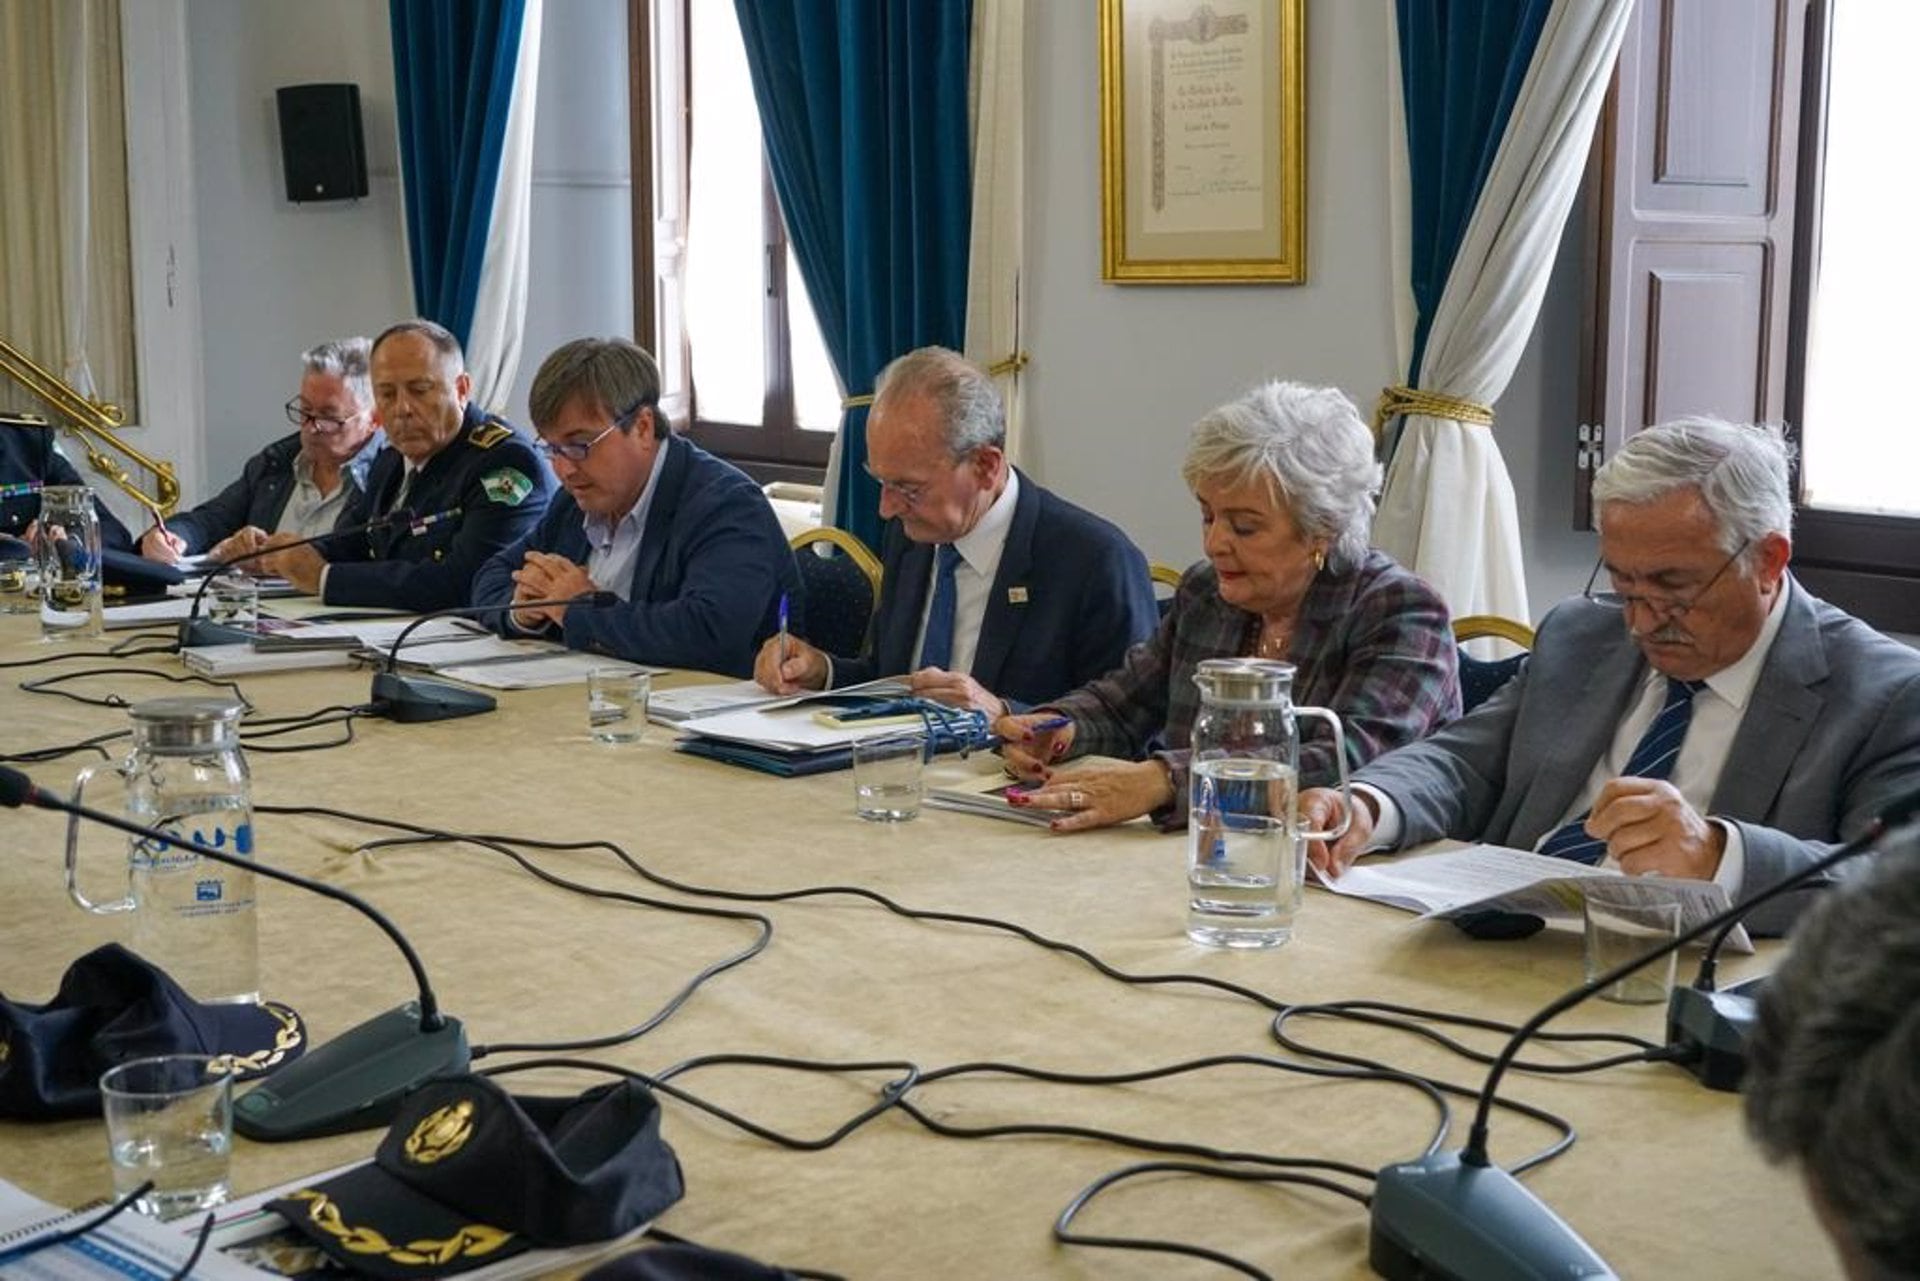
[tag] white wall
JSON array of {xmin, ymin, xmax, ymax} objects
[
  {"xmin": 1024, "ymin": 1, "xmax": 1595, "ymax": 613},
  {"xmin": 185, "ymin": 0, "xmax": 411, "ymax": 487},
  {"xmin": 167, "ymin": 1, "xmax": 1597, "ymax": 621}
]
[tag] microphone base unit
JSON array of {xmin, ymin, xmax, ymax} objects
[
  {"xmin": 370, "ymin": 671, "xmax": 498, "ymax": 723},
  {"xmin": 1664, "ymin": 975, "xmax": 1769, "ymax": 1093},
  {"xmin": 178, "ymin": 618, "xmax": 258, "ymax": 650},
  {"xmin": 1370, "ymin": 1151, "xmax": 1616, "ymax": 1280},
  {"xmin": 233, "ymin": 1002, "xmax": 469, "ymax": 1141}
]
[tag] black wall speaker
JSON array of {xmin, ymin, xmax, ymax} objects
[{"xmin": 276, "ymin": 83, "xmax": 369, "ymax": 203}]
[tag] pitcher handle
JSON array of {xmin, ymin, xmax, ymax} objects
[
  {"xmin": 1294, "ymin": 706, "xmax": 1351, "ymax": 841},
  {"xmin": 65, "ymin": 763, "xmax": 135, "ymax": 914}
]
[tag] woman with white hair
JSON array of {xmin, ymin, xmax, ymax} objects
[{"xmin": 996, "ymin": 380, "xmax": 1460, "ymax": 832}]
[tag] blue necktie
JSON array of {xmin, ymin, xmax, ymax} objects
[
  {"xmin": 917, "ymin": 544, "xmax": 963, "ymax": 669},
  {"xmin": 1537, "ymin": 677, "xmax": 1709, "ymax": 864}
]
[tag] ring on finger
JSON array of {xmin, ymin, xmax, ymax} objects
[{"xmin": 1069, "ymin": 789, "xmax": 1086, "ymax": 808}]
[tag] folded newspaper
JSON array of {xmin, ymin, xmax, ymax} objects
[{"xmin": 1315, "ymin": 842, "xmax": 1752, "ymax": 953}]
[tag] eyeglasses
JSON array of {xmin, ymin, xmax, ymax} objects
[
  {"xmin": 285, "ymin": 399, "xmax": 366, "ymax": 433},
  {"xmin": 1585, "ymin": 538, "xmax": 1750, "ymax": 617},
  {"xmin": 534, "ymin": 422, "xmax": 619, "ymax": 464},
  {"xmin": 863, "ymin": 467, "xmax": 931, "ymax": 507},
  {"xmin": 533, "ymin": 401, "xmax": 650, "ymax": 463}
]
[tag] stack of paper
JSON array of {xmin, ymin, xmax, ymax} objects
[
  {"xmin": 181, "ymin": 643, "xmax": 358, "ymax": 676},
  {"xmin": 673, "ymin": 681, "xmax": 987, "ymax": 776},
  {"xmin": 0, "ymin": 1175, "xmax": 272, "ymax": 1278},
  {"xmin": 1315, "ymin": 843, "xmax": 1752, "ymax": 952}
]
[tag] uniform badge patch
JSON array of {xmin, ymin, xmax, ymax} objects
[
  {"xmin": 481, "ymin": 468, "xmax": 534, "ymax": 506},
  {"xmin": 468, "ymin": 420, "xmax": 513, "ymax": 449}
]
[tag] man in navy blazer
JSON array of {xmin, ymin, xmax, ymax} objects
[
  {"xmin": 470, "ymin": 338, "xmax": 800, "ymax": 677},
  {"xmin": 754, "ymin": 346, "xmax": 1156, "ymax": 716},
  {"xmin": 1302, "ymin": 417, "xmax": 1920, "ymax": 935}
]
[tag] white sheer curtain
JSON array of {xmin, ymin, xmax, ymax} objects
[
  {"xmin": 1373, "ymin": 0, "xmax": 1635, "ymax": 626},
  {"xmin": 465, "ymin": 0, "xmax": 544, "ymax": 409},
  {"xmin": 964, "ymin": 0, "xmax": 1026, "ymax": 462}
]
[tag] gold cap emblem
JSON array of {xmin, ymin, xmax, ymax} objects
[{"xmin": 404, "ymin": 1099, "xmax": 475, "ymax": 1165}]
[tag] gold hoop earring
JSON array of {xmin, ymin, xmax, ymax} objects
[{"xmin": 1313, "ymin": 548, "xmax": 1326, "ymax": 573}]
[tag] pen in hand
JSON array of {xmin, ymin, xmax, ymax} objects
[
  {"xmin": 777, "ymin": 592, "xmax": 791, "ymax": 666},
  {"xmin": 997, "ymin": 714, "xmax": 1072, "ymax": 743}
]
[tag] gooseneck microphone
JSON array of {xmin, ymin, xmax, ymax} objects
[
  {"xmin": 368, "ymin": 591, "xmax": 618, "ymax": 723},
  {"xmin": 176, "ymin": 507, "xmax": 459, "ymax": 649},
  {"xmin": 0, "ymin": 763, "xmax": 469, "ymax": 1142},
  {"xmin": 1368, "ymin": 788, "xmax": 1920, "ymax": 1281}
]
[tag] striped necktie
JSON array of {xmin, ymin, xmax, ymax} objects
[
  {"xmin": 916, "ymin": 544, "xmax": 963, "ymax": 669},
  {"xmin": 1536, "ymin": 676, "xmax": 1709, "ymax": 865}
]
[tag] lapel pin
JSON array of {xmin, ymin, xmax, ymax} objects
[{"xmin": 1007, "ymin": 586, "xmax": 1029, "ymax": 604}]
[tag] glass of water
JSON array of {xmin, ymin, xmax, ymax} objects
[
  {"xmin": 1583, "ymin": 882, "xmax": 1684, "ymax": 1003},
  {"xmin": 206, "ymin": 571, "xmax": 260, "ymax": 631},
  {"xmin": 588, "ymin": 667, "xmax": 649, "ymax": 743},
  {"xmin": 851, "ymin": 731, "xmax": 925, "ymax": 821},
  {"xmin": 1187, "ymin": 757, "xmax": 1300, "ymax": 948},
  {"xmin": 99, "ymin": 1054, "xmax": 234, "ymax": 1218}
]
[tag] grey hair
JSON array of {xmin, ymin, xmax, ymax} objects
[
  {"xmin": 1744, "ymin": 845, "xmax": 1920, "ymax": 1277},
  {"xmin": 300, "ymin": 336, "xmax": 372, "ymax": 410},
  {"xmin": 1180, "ymin": 380, "xmax": 1381, "ymax": 571},
  {"xmin": 529, "ymin": 338, "xmax": 665, "ymax": 439},
  {"xmin": 873, "ymin": 346, "xmax": 1005, "ymax": 458},
  {"xmin": 371, "ymin": 318, "xmax": 466, "ymax": 373},
  {"xmin": 1591, "ymin": 417, "xmax": 1794, "ymax": 562}
]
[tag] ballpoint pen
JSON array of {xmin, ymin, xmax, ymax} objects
[{"xmin": 777, "ymin": 591, "xmax": 790, "ymax": 665}]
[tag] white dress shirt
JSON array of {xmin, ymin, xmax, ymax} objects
[
  {"xmin": 276, "ymin": 452, "xmax": 355, "ymax": 541},
  {"xmin": 582, "ymin": 442, "xmax": 667, "ymax": 601},
  {"xmin": 910, "ymin": 469, "xmax": 1019, "ymax": 676}
]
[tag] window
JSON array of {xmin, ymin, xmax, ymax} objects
[
  {"xmin": 1783, "ymin": 0, "xmax": 1920, "ymax": 630},
  {"xmin": 1584, "ymin": 0, "xmax": 1920, "ymax": 631},
  {"xmin": 629, "ymin": 0, "xmax": 840, "ymax": 482}
]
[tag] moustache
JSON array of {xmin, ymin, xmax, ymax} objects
[{"xmin": 1634, "ymin": 621, "xmax": 1692, "ymax": 645}]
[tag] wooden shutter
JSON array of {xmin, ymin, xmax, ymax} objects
[{"xmin": 1578, "ymin": 0, "xmax": 1809, "ymax": 526}]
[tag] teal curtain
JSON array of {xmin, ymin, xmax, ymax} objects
[
  {"xmin": 389, "ymin": 0, "xmax": 529, "ymax": 346},
  {"xmin": 1391, "ymin": 0, "xmax": 1550, "ymax": 457},
  {"xmin": 733, "ymin": 1, "xmax": 973, "ymax": 550}
]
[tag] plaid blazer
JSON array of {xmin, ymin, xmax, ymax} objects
[{"xmin": 1050, "ymin": 550, "xmax": 1461, "ymax": 826}]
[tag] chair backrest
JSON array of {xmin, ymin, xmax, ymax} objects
[
  {"xmin": 1148, "ymin": 562, "xmax": 1184, "ymax": 618},
  {"xmin": 1452, "ymin": 614, "xmax": 1535, "ymax": 713},
  {"xmin": 790, "ymin": 528, "xmax": 883, "ymax": 657}
]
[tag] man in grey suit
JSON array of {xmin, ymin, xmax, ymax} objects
[{"xmin": 1302, "ymin": 416, "xmax": 1920, "ymax": 935}]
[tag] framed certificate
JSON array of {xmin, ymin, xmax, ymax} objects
[{"xmin": 1099, "ymin": 0, "xmax": 1305, "ymax": 283}]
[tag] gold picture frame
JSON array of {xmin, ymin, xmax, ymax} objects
[{"xmin": 1100, "ymin": 0, "xmax": 1305, "ymax": 283}]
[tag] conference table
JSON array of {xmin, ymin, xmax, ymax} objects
[{"xmin": 0, "ymin": 613, "xmax": 1836, "ymax": 1278}]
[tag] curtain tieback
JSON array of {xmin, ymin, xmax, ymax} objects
[
  {"xmin": 839, "ymin": 351, "xmax": 1030, "ymax": 411},
  {"xmin": 1372, "ymin": 385, "xmax": 1495, "ymax": 440}
]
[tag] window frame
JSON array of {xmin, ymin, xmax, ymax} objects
[
  {"xmin": 1780, "ymin": 0, "xmax": 1920, "ymax": 632},
  {"xmin": 627, "ymin": 0, "xmax": 830, "ymax": 485}
]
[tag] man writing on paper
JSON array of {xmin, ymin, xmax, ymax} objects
[
  {"xmin": 138, "ymin": 337, "xmax": 384, "ymax": 563},
  {"xmin": 255, "ymin": 320, "xmax": 553, "ymax": 611},
  {"xmin": 469, "ymin": 338, "xmax": 800, "ymax": 676},
  {"xmin": 1300, "ymin": 417, "xmax": 1920, "ymax": 935},
  {"xmin": 752, "ymin": 346, "xmax": 1158, "ymax": 715}
]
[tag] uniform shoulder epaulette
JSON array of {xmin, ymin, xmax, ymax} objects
[{"xmin": 468, "ymin": 417, "xmax": 514, "ymax": 449}]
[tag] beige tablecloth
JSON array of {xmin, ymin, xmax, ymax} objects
[{"xmin": 0, "ymin": 616, "xmax": 1835, "ymax": 1278}]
